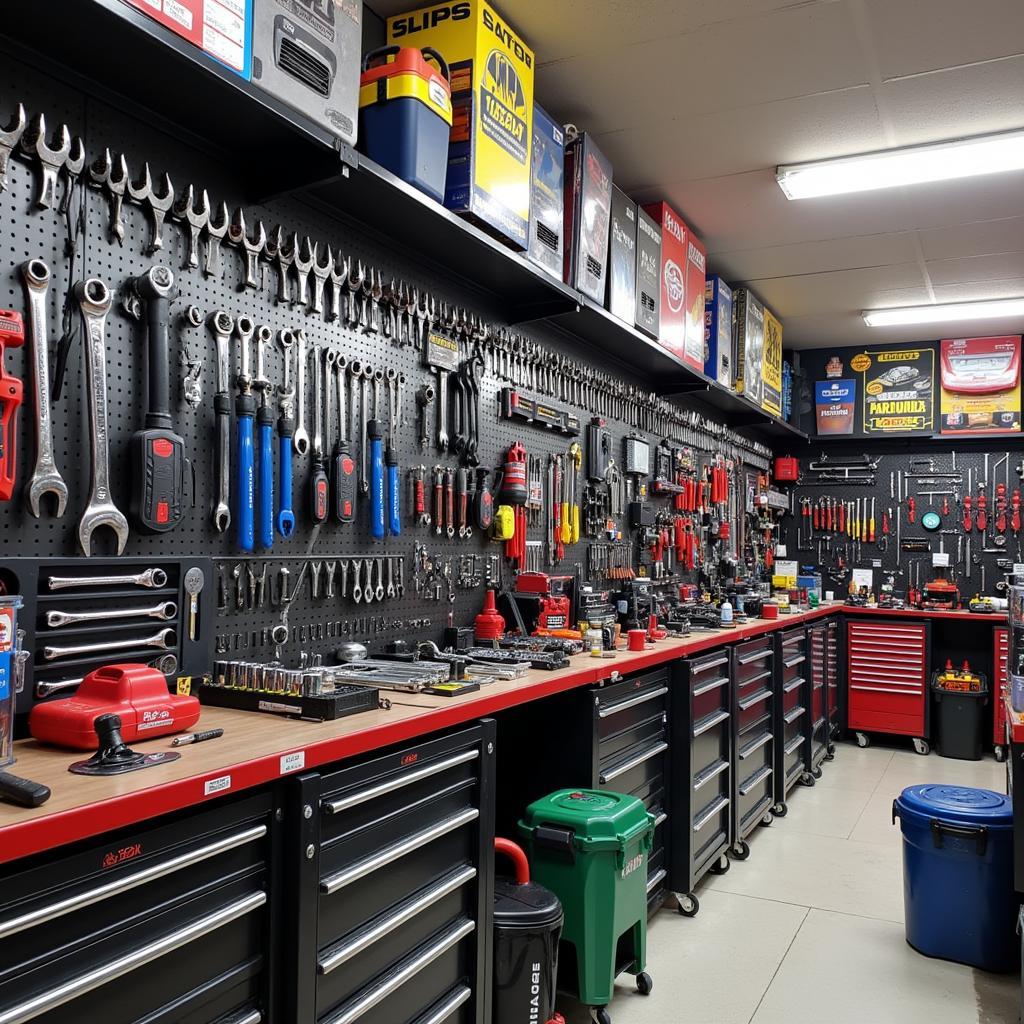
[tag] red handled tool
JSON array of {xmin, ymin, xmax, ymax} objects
[
  {"xmin": 0, "ymin": 309, "xmax": 24, "ymax": 501},
  {"xmin": 906, "ymin": 496, "xmax": 916, "ymax": 525},
  {"xmin": 996, "ymin": 482, "xmax": 1007, "ymax": 534},
  {"xmin": 1011, "ymin": 489, "xmax": 1020, "ymax": 536},
  {"xmin": 963, "ymin": 495, "xmax": 972, "ymax": 532},
  {"xmin": 976, "ymin": 489, "xmax": 987, "ymax": 533}
]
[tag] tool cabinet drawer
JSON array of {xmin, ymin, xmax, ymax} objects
[
  {"xmin": 847, "ymin": 620, "xmax": 927, "ymax": 738},
  {"xmin": 737, "ymin": 687, "xmax": 773, "ymax": 734},
  {"xmin": 692, "ymin": 790, "xmax": 730, "ymax": 862},
  {"xmin": 594, "ymin": 670, "xmax": 669, "ymax": 752},
  {"xmin": 692, "ymin": 709, "xmax": 730, "ymax": 777},
  {"xmin": 736, "ymin": 762, "xmax": 773, "ymax": 834},
  {"xmin": 0, "ymin": 791, "xmax": 277, "ymax": 1024},
  {"xmin": 733, "ymin": 638, "xmax": 773, "ymax": 686},
  {"xmin": 994, "ymin": 628, "xmax": 1010, "ymax": 746},
  {"xmin": 598, "ymin": 735, "xmax": 669, "ymax": 796},
  {"xmin": 287, "ymin": 723, "xmax": 494, "ymax": 1024}
]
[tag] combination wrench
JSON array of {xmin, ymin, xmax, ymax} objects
[
  {"xmin": 75, "ymin": 279, "xmax": 129, "ymax": 556},
  {"xmin": 43, "ymin": 626, "xmax": 176, "ymax": 662},
  {"xmin": 48, "ymin": 567, "xmax": 168, "ymax": 590},
  {"xmin": 293, "ymin": 328, "xmax": 310, "ymax": 456},
  {"xmin": 36, "ymin": 653, "xmax": 178, "ymax": 698},
  {"xmin": 20, "ymin": 259, "xmax": 68, "ymax": 517},
  {"xmin": 209, "ymin": 311, "xmax": 234, "ymax": 532},
  {"xmin": 46, "ymin": 601, "xmax": 177, "ymax": 628}
]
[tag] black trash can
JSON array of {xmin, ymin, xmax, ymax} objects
[
  {"xmin": 933, "ymin": 674, "xmax": 988, "ymax": 761},
  {"xmin": 493, "ymin": 839, "xmax": 564, "ymax": 1024}
]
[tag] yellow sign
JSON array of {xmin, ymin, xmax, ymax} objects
[{"xmin": 761, "ymin": 307, "xmax": 783, "ymax": 416}]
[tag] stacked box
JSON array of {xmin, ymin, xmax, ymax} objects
[
  {"xmin": 704, "ymin": 274, "xmax": 733, "ymax": 387},
  {"xmin": 388, "ymin": 1, "xmax": 534, "ymax": 249},
  {"xmin": 733, "ymin": 287, "xmax": 765, "ymax": 407},
  {"xmin": 761, "ymin": 306, "xmax": 783, "ymax": 416},
  {"xmin": 527, "ymin": 104, "xmax": 564, "ymax": 280},
  {"xmin": 642, "ymin": 202, "xmax": 687, "ymax": 362},
  {"xmin": 634, "ymin": 208, "xmax": 661, "ymax": 340},
  {"xmin": 606, "ymin": 187, "xmax": 637, "ymax": 325},
  {"xmin": 564, "ymin": 132, "xmax": 613, "ymax": 303},
  {"xmin": 684, "ymin": 232, "xmax": 706, "ymax": 372}
]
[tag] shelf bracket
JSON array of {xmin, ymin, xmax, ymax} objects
[
  {"xmin": 507, "ymin": 296, "xmax": 581, "ymax": 325},
  {"xmin": 654, "ymin": 381, "xmax": 711, "ymax": 398}
]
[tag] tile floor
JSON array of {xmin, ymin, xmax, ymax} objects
[{"xmin": 557, "ymin": 741, "xmax": 1020, "ymax": 1024}]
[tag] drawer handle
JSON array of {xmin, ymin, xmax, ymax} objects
[
  {"xmin": 693, "ymin": 795, "xmax": 730, "ymax": 831},
  {"xmin": 783, "ymin": 706, "xmax": 806, "ymax": 724},
  {"xmin": 738, "ymin": 688, "xmax": 771, "ymax": 711},
  {"xmin": 598, "ymin": 685, "xmax": 669, "ymax": 718},
  {"xmin": 0, "ymin": 892, "xmax": 265, "ymax": 1024},
  {"xmin": 693, "ymin": 675, "xmax": 730, "ymax": 697},
  {"xmin": 321, "ymin": 808, "xmax": 479, "ymax": 894},
  {"xmin": 783, "ymin": 654, "xmax": 806, "ymax": 668},
  {"xmin": 693, "ymin": 709, "xmax": 730, "ymax": 737},
  {"xmin": 646, "ymin": 867, "xmax": 668, "ymax": 894},
  {"xmin": 785, "ymin": 735, "xmax": 805, "ymax": 756},
  {"xmin": 693, "ymin": 759, "xmax": 729, "ymax": 791},
  {"xmin": 220, "ymin": 1014, "xmax": 261, "ymax": 1024},
  {"xmin": 739, "ymin": 732, "xmax": 772, "ymax": 759},
  {"xmin": 653, "ymin": 810, "xmax": 668, "ymax": 828},
  {"xmin": 739, "ymin": 765, "xmax": 773, "ymax": 796},
  {"xmin": 0, "ymin": 823, "xmax": 267, "ymax": 941},
  {"xmin": 322, "ymin": 918, "xmax": 476, "ymax": 1024},
  {"xmin": 737, "ymin": 649, "xmax": 772, "ymax": 665},
  {"xmin": 410, "ymin": 986, "xmax": 472, "ymax": 1024},
  {"xmin": 783, "ymin": 677, "xmax": 805, "ymax": 693},
  {"xmin": 741, "ymin": 668, "xmax": 773, "ymax": 686},
  {"xmin": 323, "ymin": 749, "xmax": 479, "ymax": 814},
  {"xmin": 851, "ymin": 684, "xmax": 922, "ymax": 696},
  {"xmin": 319, "ymin": 864, "xmax": 477, "ymax": 975},
  {"xmin": 692, "ymin": 654, "xmax": 729, "ymax": 672},
  {"xmin": 600, "ymin": 741, "xmax": 669, "ymax": 784}
]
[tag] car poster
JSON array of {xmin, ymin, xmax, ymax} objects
[
  {"xmin": 939, "ymin": 336, "xmax": 1021, "ymax": 436},
  {"xmin": 850, "ymin": 347, "xmax": 935, "ymax": 435}
]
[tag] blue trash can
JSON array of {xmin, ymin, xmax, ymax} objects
[{"xmin": 893, "ymin": 785, "xmax": 1018, "ymax": 972}]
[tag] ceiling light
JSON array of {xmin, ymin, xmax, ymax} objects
[
  {"xmin": 862, "ymin": 298, "xmax": 1024, "ymax": 328},
  {"xmin": 776, "ymin": 130, "xmax": 1024, "ymax": 199}
]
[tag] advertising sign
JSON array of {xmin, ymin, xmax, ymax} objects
[
  {"xmin": 815, "ymin": 379, "xmax": 856, "ymax": 435},
  {"xmin": 851, "ymin": 347, "xmax": 935, "ymax": 435},
  {"xmin": 939, "ymin": 336, "xmax": 1021, "ymax": 435}
]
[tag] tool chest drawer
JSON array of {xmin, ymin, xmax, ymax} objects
[
  {"xmin": 774, "ymin": 627, "xmax": 809, "ymax": 802},
  {"xmin": 994, "ymin": 627, "xmax": 1009, "ymax": 749},
  {"xmin": 825, "ymin": 617, "xmax": 841, "ymax": 737},
  {"xmin": 0, "ymin": 790, "xmax": 278, "ymax": 1024},
  {"xmin": 286, "ymin": 722, "xmax": 495, "ymax": 1024},
  {"xmin": 594, "ymin": 669, "xmax": 669, "ymax": 762},
  {"xmin": 733, "ymin": 637, "xmax": 774, "ymax": 686},
  {"xmin": 847, "ymin": 619, "xmax": 928, "ymax": 738}
]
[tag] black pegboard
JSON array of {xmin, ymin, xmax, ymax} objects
[{"xmin": 0, "ymin": 52, "xmax": 774, "ymax": 678}]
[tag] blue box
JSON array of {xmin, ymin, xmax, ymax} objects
[{"xmin": 704, "ymin": 275, "xmax": 733, "ymax": 387}]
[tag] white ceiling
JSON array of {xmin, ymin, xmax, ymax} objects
[{"xmin": 366, "ymin": 0, "xmax": 1024, "ymax": 350}]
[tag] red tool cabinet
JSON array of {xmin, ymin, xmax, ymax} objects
[
  {"xmin": 994, "ymin": 626, "xmax": 1010, "ymax": 761},
  {"xmin": 847, "ymin": 619, "xmax": 930, "ymax": 753}
]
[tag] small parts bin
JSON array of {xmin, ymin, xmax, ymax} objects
[
  {"xmin": 519, "ymin": 790, "xmax": 654, "ymax": 1024},
  {"xmin": 493, "ymin": 838, "xmax": 565, "ymax": 1024},
  {"xmin": 932, "ymin": 664, "xmax": 988, "ymax": 761},
  {"xmin": 893, "ymin": 785, "xmax": 1018, "ymax": 972},
  {"xmin": 359, "ymin": 45, "xmax": 452, "ymax": 202}
]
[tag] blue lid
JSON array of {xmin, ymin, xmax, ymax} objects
[{"xmin": 896, "ymin": 785, "xmax": 1012, "ymax": 827}]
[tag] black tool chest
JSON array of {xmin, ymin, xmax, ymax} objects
[
  {"xmin": 807, "ymin": 621, "xmax": 831, "ymax": 774},
  {"xmin": 731, "ymin": 636, "xmax": 775, "ymax": 857},
  {"xmin": 825, "ymin": 617, "xmax": 841, "ymax": 749},
  {"xmin": 668, "ymin": 648, "xmax": 732, "ymax": 916},
  {"xmin": 285, "ymin": 722, "xmax": 496, "ymax": 1024},
  {"xmin": 773, "ymin": 626, "xmax": 810, "ymax": 812},
  {"xmin": 0, "ymin": 789, "xmax": 280, "ymax": 1024}
]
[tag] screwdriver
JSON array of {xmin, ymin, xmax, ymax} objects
[
  {"xmin": 308, "ymin": 346, "xmax": 328, "ymax": 524},
  {"xmin": 868, "ymin": 497, "xmax": 876, "ymax": 543},
  {"xmin": 332, "ymin": 360, "xmax": 356, "ymax": 523},
  {"xmin": 368, "ymin": 417, "xmax": 385, "ymax": 539},
  {"xmin": 235, "ymin": 317, "xmax": 256, "ymax": 550}
]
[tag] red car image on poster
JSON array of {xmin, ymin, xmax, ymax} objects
[{"xmin": 940, "ymin": 336, "xmax": 1021, "ymax": 435}]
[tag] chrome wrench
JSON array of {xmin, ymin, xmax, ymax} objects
[
  {"xmin": 46, "ymin": 601, "xmax": 177, "ymax": 628},
  {"xmin": 209, "ymin": 311, "xmax": 234, "ymax": 532},
  {"xmin": 293, "ymin": 328, "xmax": 310, "ymax": 456},
  {"xmin": 76, "ymin": 279, "xmax": 129, "ymax": 556},
  {"xmin": 21, "ymin": 259, "xmax": 68, "ymax": 517},
  {"xmin": 48, "ymin": 567, "xmax": 168, "ymax": 591},
  {"xmin": 35, "ymin": 653, "xmax": 178, "ymax": 698},
  {"xmin": 43, "ymin": 626, "xmax": 176, "ymax": 661}
]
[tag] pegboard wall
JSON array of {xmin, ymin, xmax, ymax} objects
[{"xmin": 0, "ymin": 52, "xmax": 773, "ymax": 681}]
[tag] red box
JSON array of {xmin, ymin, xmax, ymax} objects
[
  {"xmin": 773, "ymin": 456, "xmax": 800, "ymax": 481},
  {"xmin": 643, "ymin": 202, "xmax": 688, "ymax": 363},
  {"xmin": 684, "ymin": 233, "xmax": 707, "ymax": 373}
]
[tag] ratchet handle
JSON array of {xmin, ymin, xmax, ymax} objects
[
  {"xmin": 257, "ymin": 409, "xmax": 274, "ymax": 549},
  {"xmin": 236, "ymin": 395, "xmax": 255, "ymax": 551}
]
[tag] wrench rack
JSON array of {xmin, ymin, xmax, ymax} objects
[{"xmin": 0, "ymin": 51, "xmax": 774, "ymax": 708}]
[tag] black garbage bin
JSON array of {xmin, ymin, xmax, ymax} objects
[
  {"xmin": 493, "ymin": 838, "xmax": 564, "ymax": 1024},
  {"xmin": 933, "ymin": 672, "xmax": 988, "ymax": 761}
]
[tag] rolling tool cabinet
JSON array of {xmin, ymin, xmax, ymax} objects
[
  {"xmin": 285, "ymin": 722, "xmax": 495, "ymax": 1024},
  {"xmin": 806, "ymin": 622, "xmax": 830, "ymax": 776},
  {"xmin": 847, "ymin": 618, "xmax": 931, "ymax": 753},
  {"xmin": 730, "ymin": 635, "xmax": 776, "ymax": 860},
  {"xmin": 773, "ymin": 626, "xmax": 813, "ymax": 816},
  {"xmin": 668, "ymin": 648, "xmax": 733, "ymax": 917},
  {"xmin": 825, "ymin": 617, "xmax": 841, "ymax": 751},
  {"xmin": 994, "ymin": 627, "xmax": 1010, "ymax": 762},
  {"xmin": 0, "ymin": 789, "xmax": 280, "ymax": 1024}
]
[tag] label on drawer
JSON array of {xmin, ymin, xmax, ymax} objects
[
  {"xmin": 204, "ymin": 774, "xmax": 232, "ymax": 796},
  {"xmin": 280, "ymin": 751, "xmax": 306, "ymax": 774}
]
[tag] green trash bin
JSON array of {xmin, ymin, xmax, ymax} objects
[{"xmin": 518, "ymin": 789, "xmax": 654, "ymax": 1024}]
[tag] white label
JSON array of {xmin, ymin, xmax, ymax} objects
[
  {"xmin": 204, "ymin": 0, "xmax": 245, "ymax": 45},
  {"xmin": 212, "ymin": 0, "xmax": 246, "ymax": 17},
  {"xmin": 204, "ymin": 774, "xmax": 232, "ymax": 796},
  {"xmin": 776, "ymin": 544, "xmax": 788, "ymax": 558},
  {"xmin": 163, "ymin": 0, "xmax": 194, "ymax": 30},
  {"xmin": 933, "ymin": 552, "xmax": 950, "ymax": 567},
  {"xmin": 776, "ymin": 559, "xmax": 797, "ymax": 577},
  {"xmin": 141, "ymin": 0, "xmax": 161, "ymax": 10},
  {"xmin": 280, "ymin": 751, "xmax": 306, "ymax": 775},
  {"xmin": 852, "ymin": 568, "xmax": 873, "ymax": 590},
  {"xmin": 203, "ymin": 24, "xmax": 244, "ymax": 68},
  {"xmin": 1014, "ymin": 564, "xmax": 1024, "ymax": 577}
]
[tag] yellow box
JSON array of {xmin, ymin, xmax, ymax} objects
[
  {"xmin": 762, "ymin": 307, "xmax": 783, "ymax": 416},
  {"xmin": 772, "ymin": 575, "xmax": 797, "ymax": 590},
  {"xmin": 387, "ymin": 1, "xmax": 534, "ymax": 249}
]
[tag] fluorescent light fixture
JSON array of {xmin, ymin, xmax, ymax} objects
[
  {"xmin": 862, "ymin": 298, "xmax": 1024, "ymax": 328},
  {"xmin": 776, "ymin": 129, "xmax": 1024, "ymax": 199}
]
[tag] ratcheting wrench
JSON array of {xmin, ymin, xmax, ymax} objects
[
  {"xmin": 48, "ymin": 567, "xmax": 168, "ymax": 590},
  {"xmin": 75, "ymin": 279, "xmax": 129, "ymax": 556},
  {"xmin": 46, "ymin": 601, "xmax": 177, "ymax": 628},
  {"xmin": 209, "ymin": 311, "xmax": 234, "ymax": 532},
  {"xmin": 43, "ymin": 626, "xmax": 176, "ymax": 661},
  {"xmin": 293, "ymin": 328, "xmax": 310, "ymax": 456},
  {"xmin": 21, "ymin": 260, "xmax": 68, "ymax": 518}
]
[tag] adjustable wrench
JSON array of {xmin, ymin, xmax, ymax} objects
[
  {"xmin": 48, "ymin": 567, "xmax": 167, "ymax": 590},
  {"xmin": 89, "ymin": 148, "xmax": 128, "ymax": 242},
  {"xmin": 21, "ymin": 113, "xmax": 71, "ymax": 209},
  {"xmin": 0, "ymin": 102, "xmax": 26, "ymax": 191},
  {"xmin": 21, "ymin": 260, "xmax": 68, "ymax": 518},
  {"xmin": 293, "ymin": 328, "xmax": 310, "ymax": 455},
  {"xmin": 75, "ymin": 279, "xmax": 129, "ymax": 556},
  {"xmin": 43, "ymin": 626, "xmax": 176, "ymax": 662},
  {"xmin": 209, "ymin": 310, "xmax": 234, "ymax": 533},
  {"xmin": 46, "ymin": 601, "xmax": 177, "ymax": 628},
  {"xmin": 204, "ymin": 200, "xmax": 230, "ymax": 279}
]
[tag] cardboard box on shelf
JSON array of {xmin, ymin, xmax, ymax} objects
[
  {"xmin": 761, "ymin": 305, "xmax": 783, "ymax": 417},
  {"xmin": 734, "ymin": 286, "xmax": 765, "ymax": 407},
  {"xmin": 642, "ymin": 201, "xmax": 688, "ymax": 363},
  {"xmin": 607, "ymin": 186, "xmax": 637, "ymax": 325},
  {"xmin": 564, "ymin": 132, "xmax": 613, "ymax": 303},
  {"xmin": 684, "ymin": 232, "xmax": 706, "ymax": 373},
  {"xmin": 527, "ymin": 103, "xmax": 564, "ymax": 280},
  {"xmin": 634, "ymin": 207, "xmax": 661, "ymax": 340},
  {"xmin": 704, "ymin": 274, "xmax": 733, "ymax": 387}
]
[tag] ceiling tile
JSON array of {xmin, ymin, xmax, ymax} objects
[
  {"xmin": 925, "ymin": 252, "xmax": 1024, "ymax": 286},
  {"xmin": 931, "ymin": 277, "xmax": 1024, "ymax": 301},
  {"xmin": 862, "ymin": 0, "xmax": 1024, "ymax": 80},
  {"xmin": 918, "ymin": 215, "xmax": 1024, "ymax": 260}
]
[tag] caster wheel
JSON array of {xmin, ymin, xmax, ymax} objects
[
  {"xmin": 677, "ymin": 893, "xmax": 699, "ymax": 917},
  {"xmin": 856, "ymin": 732, "xmax": 870, "ymax": 748},
  {"xmin": 709, "ymin": 853, "xmax": 731, "ymax": 875},
  {"xmin": 811, "ymin": 767, "xmax": 823, "ymax": 779},
  {"xmin": 799, "ymin": 772, "xmax": 816, "ymax": 787},
  {"xmin": 773, "ymin": 801, "xmax": 788, "ymax": 818},
  {"xmin": 591, "ymin": 1008, "xmax": 612, "ymax": 1024},
  {"xmin": 636, "ymin": 972, "xmax": 653, "ymax": 996},
  {"xmin": 824, "ymin": 752, "xmax": 835, "ymax": 762},
  {"xmin": 827, "ymin": 743, "xmax": 837, "ymax": 756},
  {"xmin": 760, "ymin": 812, "xmax": 773, "ymax": 826},
  {"xmin": 730, "ymin": 839, "xmax": 751, "ymax": 861},
  {"xmin": 995, "ymin": 746, "xmax": 1007, "ymax": 763},
  {"xmin": 913, "ymin": 738, "xmax": 930, "ymax": 756}
]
